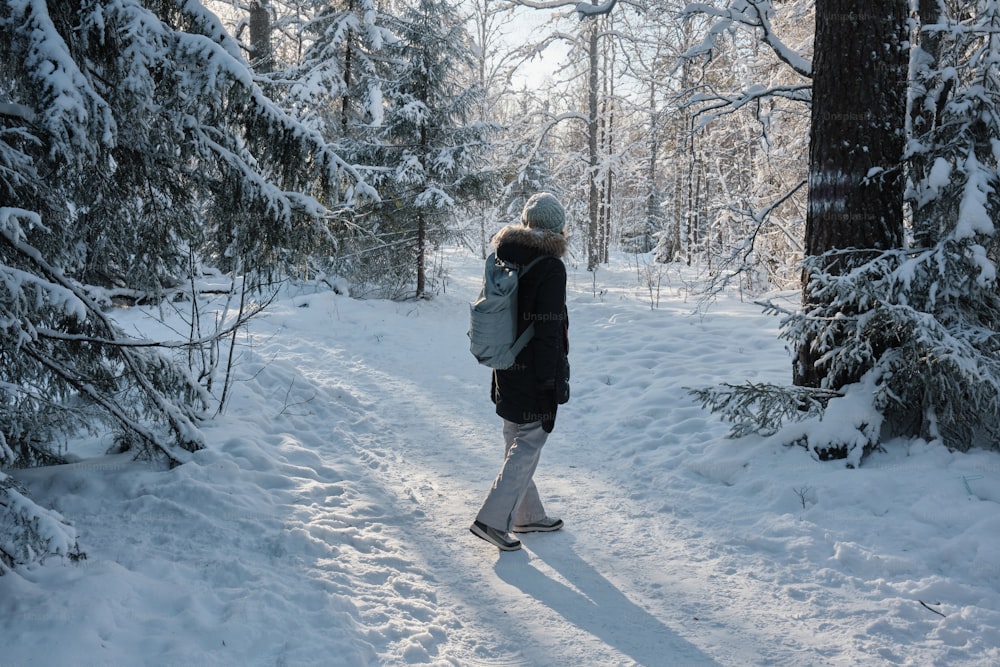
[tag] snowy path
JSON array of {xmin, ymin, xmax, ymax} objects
[
  {"xmin": 288, "ymin": 259, "xmax": 820, "ymax": 665},
  {"xmin": 318, "ymin": 306, "xmax": 719, "ymax": 665},
  {"xmin": 5, "ymin": 249, "xmax": 1000, "ymax": 666}
]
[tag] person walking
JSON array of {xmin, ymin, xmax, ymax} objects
[{"xmin": 470, "ymin": 192, "xmax": 570, "ymax": 551}]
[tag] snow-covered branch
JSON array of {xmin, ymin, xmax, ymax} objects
[
  {"xmin": 735, "ymin": 178, "xmax": 808, "ymax": 250},
  {"xmin": 575, "ymin": 0, "xmax": 618, "ymax": 18},
  {"xmin": 689, "ymin": 83, "xmax": 812, "ymax": 127},
  {"xmin": 0, "ymin": 471, "xmax": 80, "ymax": 572},
  {"xmin": 22, "ymin": 345, "xmax": 195, "ymax": 467},
  {"xmin": 508, "ymin": 0, "xmax": 618, "ymax": 19},
  {"xmin": 0, "ymin": 103, "xmax": 35, "ymax": 123},
  {"xmin": 682, "ymin": 0, "xmax": 812, "ymax": 79},
  {"xmin": 7, "ymin": 0, "xmax": 114, "ymax": 161},
  {"xmin": 1, "ymin": 213, "xmax": 207, "ymax": 461}
]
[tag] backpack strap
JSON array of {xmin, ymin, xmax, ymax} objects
[
  {"xmin": 507, "ymin": 254, "xmax": 556, "ymax": 359},
  {"xmin": 511, "ymin": 322, "xmax": 535, "ymax": 359},
  {"xmin": 496, "ymin": 253, "xmax": 550, "ymax": 274},
  {"xmin": 519, "ymin": 254, "xmax": 551, "ymax": 274}
]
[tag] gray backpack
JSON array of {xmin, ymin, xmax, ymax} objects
[{"xmin": 468, "ymin": 253, "xmax": 549, "ymax": 369}]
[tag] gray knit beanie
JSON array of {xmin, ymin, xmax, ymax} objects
[{"xmin": 521, "ymin": 193, "xmax": 566, "ymax": 233}]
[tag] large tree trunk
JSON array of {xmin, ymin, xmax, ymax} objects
[
  {"xmin": 341, "ymin": 0, "xmax": 356, "ymax": 137},
  {"xmin": 249, "ymin": 2, "xmax": 272, "ymax": 73},
  {"xmin": 416, "ymin": 123, "xmax": 428, "ymax": 299},
  {"xmin": 587, "ymin": 10, "xmax": 600, "ymax": 272},
  {"xmin": 794, "ymin": 0, "xmax": 909, "ymax": 388}
]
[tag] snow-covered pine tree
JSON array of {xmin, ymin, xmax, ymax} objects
[
  {"xmin": 773, "ymin": 0, "xmax": 1000, "ymax": 460},
  {"xmin": 372, "ymin": 0, "xmax": 494, "ymax": 298},
  {"xmin": 0, "ymin": 467, "xmax": 80, "ymax": 573},
  {"xmin": 506, "ymin": 144, "xmax": 561, "ymax": 218},
  {"xmin": 695, "ymin": 0, "xmax": 1000, "ymax": 463},
  {"xmin": 0, "ymin": 0, "xmax": 369, "ymax": 568},
  {"xmin": 289, "ymin": 0, "xmax": 392, "ymax": 170},
  {"xmin": 874, "ymin": 0, "xmax": 1000, "ymax": 449},
  {"xmin": 279, "ymin": 0, "xmax": 406, "ymax": 292},
  {"xmin": 503, "ymin": 93, "xmax": 563, "ymax": 220}
]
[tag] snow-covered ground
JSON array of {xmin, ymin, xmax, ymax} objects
[{"xmin": 3, "ymin": 248, "xmax": 1000, "ymax": 666}]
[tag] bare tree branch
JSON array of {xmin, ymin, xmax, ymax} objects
[{"xmin": 32, "ymin": 292, "xmax": 273, "ymax": 349}]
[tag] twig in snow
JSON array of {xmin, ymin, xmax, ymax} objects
[
  {"xmin": 919, "ymin": 600, "xmax": 947, "ymax": 618},
  {"xmin": 793, "ymin": 485, "xmax": 812, "ymax": 509}
]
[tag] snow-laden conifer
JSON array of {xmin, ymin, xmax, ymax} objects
[
  {"xmin": 364, "ymin": 0, "xmax": 495, "ymax": 298},
  {"xmin": 0, "ymin": 0, "xmax": 369, "ymax": 569},
  {"xmin": 0, "ymin": 467, "xmax": 80, "ymax": 573},
  {"xmin": 695, "ymin": 1, "xmax": 1000, "ymax": 463}
]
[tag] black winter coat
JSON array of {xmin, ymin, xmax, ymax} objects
[{"xmin": 489, "ymin": 225, "xmax": 569, "ymax": 431}]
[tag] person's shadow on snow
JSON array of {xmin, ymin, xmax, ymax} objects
[{"xmin": 493, "ymin": 533, "xmax": 719, "ymax": 666}]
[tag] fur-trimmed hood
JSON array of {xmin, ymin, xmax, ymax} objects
[{"xmin": 491, "ymin": 224, "xmax": 567, "ymax": 259}]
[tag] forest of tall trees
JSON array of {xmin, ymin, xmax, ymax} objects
[{"xmin": 1, "ymin": 0, "xmax": 998, "ymax": 567}]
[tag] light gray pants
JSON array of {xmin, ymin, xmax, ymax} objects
[{"xmin": 476, "ymin": 419, "xmax": 549, "ymax": 532}]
